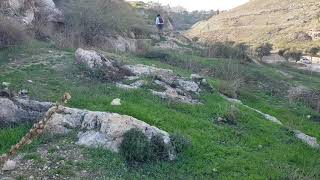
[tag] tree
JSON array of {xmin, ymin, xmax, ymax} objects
[
  {"xmin": 255, "ymin": 43, "xmax": 273, "ymax": 60},
  {"xmin": 308, "ymin": 47, "xmax": 320, "ymax": 57},
  {"xmin": 283, "ymin": 50, "xmax": 302, "ymax": 62},
  {"xmin": 307, "ymin": 47, "xmax": 319, "ymax": 62}
]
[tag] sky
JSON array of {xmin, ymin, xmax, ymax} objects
[{"xmin": 126, "ymin": 0, "xmax": 249, "ymax": 11}]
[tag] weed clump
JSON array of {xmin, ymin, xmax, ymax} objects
[
  {"xmin": 217, "ymin": 80, "xmax": 241, "ymax": 99},
  {"xmin": 119, "ymin": 129, "xmax": 151, "ymax": 163},
  {"xmin": 150, "ymin": 134, "xmax": 170, "ymax": 161},
  {"xmin": 120, "ymin": 129, "xmax": 191, "ymax": 164},
  {"xmin": 222, "ymin": 105, "xmax": 241, "ymax": 125},
  {"xmin": 170, "ymin": 133, "xmax": 191, "ymax": 154}
]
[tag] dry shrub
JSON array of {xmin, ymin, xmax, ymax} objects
[
  {"xmin": 203, "ymin": 42, "xmax": 251, "ymax": 62},
  {"xmin": 57, "ymin": 0, "xmax": 151, "ymax": 47},
  {"xmin": 217, "ymin": 79, "xmax": 242, "ymax": 99},
  {"xmin": 0, "ymin": 17, "xmax": 28, "ymax": 48},
  {"xmin": 288, "ymin": 86, "xmax": 320, "ymax": 112},
  {"xmin": 213, "ymin": 59, "xmax": 244, "ymax": 98}
]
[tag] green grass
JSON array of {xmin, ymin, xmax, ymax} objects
[
  {"xmin": 0, "ymin": 41, "xmax": 320, "ymax": 179},
  {"xmin": 0, "ymin": 124, "xmax": 31, "ymax": 154}
]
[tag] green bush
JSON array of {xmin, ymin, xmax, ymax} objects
[
  {"xmin": 119, "ymin": 129, "xmax": 151, "ymax": 163},
  {"xmin": 150, "ymin": 134, "xmax": 169, "ymax": 161},
  {"xmin": 254, "ymin": 43, "xmax": 273, "ymax": 60},
  {"xmin": 170, "ymin": 133, "xmax": 191, "ymax": 154}
]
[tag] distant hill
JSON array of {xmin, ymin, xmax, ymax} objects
[{"xmin": 186, "ymin": 0, "xmax": 320, "ymax": 50}]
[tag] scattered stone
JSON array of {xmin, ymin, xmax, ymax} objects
[
  {"xmin": 111, "ymin": 98, "xmax": 121, "ymax": 106},
  {"xmin": 177, "ymin": 79, "xmax": 200, "ymax": 93},
  {"xmin": 123, "ymin": 64, "xmax": 173, "ymax": 77},
  {"xmin": 0, "ymin": 97, "xmax": 53, "ymax": 126},
  {"xmin": 18, "ymin": 89, "xmax": 29, "ymax": 98},
  {"xmin": 294, "ymin": 130, "xmax": 320, "ymax": 149},
  {"xmin": 190, "ymin": 74, "xmax": 203, "ymax": 80},
  {"xmin": 201, "ymin": 78, "xmax": 208, "ymax": 85},
  {"xmin": 1, "ymin": 82, "xmax": 10, "ymax": 87},
  {"xmin": 122, "ymin": 64, "xmax": 202, "ymax": 104},
  {"xmin": 2, "ymin": 160, "xmax": 16, "ymax": 171},
  {"xmin": 116, "ymin": 80, "xmax": 145, "ymax": 90},
  {"xmin": 216, "ymin": 117, "xmax": 226, "ymax": 123},
  {"xmin": 307, "ymin": 115, "xmax": 312, "ymax": 119},
  {"xmin": 116, "ymin": 83, "xmax": 138, "ymax": 90},
  {"xmin": 151, "ymin": 89, "xmax": 200, "ymax": 104},
  {"xmin": 27, "ymin": 80, "xmax": 33, "ymax": 83},
  {"xmin": 0, "ymin": 177, "xmax": 15, "ymax": 180}
]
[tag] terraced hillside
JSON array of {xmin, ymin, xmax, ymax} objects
[{"xmin": 186, "ymin": 0, "xmax": 320, "ymax": 50}]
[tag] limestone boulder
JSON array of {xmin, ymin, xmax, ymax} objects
[
  {"xmin": 75, "ymin": 48, "xmax": 114, "ymax": 69},
  {"xmin": 0, "ymin": 97, "xmax": 53, "ymax": 126},
  {"xmin": 45, "ymin": 106, "xmax": 173, "ymax": 157}
]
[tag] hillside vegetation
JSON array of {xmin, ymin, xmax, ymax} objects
[
  {"xmin": 1, "ymin": 0, "xmax": 320, "ymax": 179},
  {"xmin": 186, "ymin": 0, "xmax": 320, "ymax": 50},
  {"xmin": 1, "ymin": 40, "xmax": 320, "ymax": 179}
]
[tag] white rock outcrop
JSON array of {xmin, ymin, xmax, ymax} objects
[
  {"xmin": 122, "ymin": 64, "xmax": 203, "ymax": 104},
  {"xmin": 2, "ymin": 160, "xmax": 16, "ymax": 171},
  {"xmin": 0, "ymin": 97, "xmax": 53, "ymax": 125},
  {"xmin": 75, "ymin": 48, "xmax": 114, "ymax": 69},
  {"xmin": 45, "ymin": 106, "xmax": 173, "ymax": 155}
]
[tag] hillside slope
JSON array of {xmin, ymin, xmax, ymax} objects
[{"xmin": 186, "ymin": 0, "xmax": 320, "ymax": 50}]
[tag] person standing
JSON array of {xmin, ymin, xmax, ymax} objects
[{"xmin": 155, "ymin": 14, "xmax": 164, "ymax": 34}]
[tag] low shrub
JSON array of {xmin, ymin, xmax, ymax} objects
[
  {"xmin": 140, "ymin": 50, "xmax": 170, "ymax": 60},
  {"xmin": 119, "ymin": 129, "xmax": 151, "ymax": 163},
  {"xmin": 222, "ymin": 105, "xmax": 241, "ymax": 125},
  {"xmin": 254, "ymin": 43, "xmax": 273, "ymax": 60},
  {"xmin": 217, "ymin": 80, "xmax": 242, "ymax": 99},
  {"xmin": 120, "ymin": 129, "xmax": 191, "ymax": 164},
  {"xmin": 77, "ymin": 61, "xmax": 133, "ymax": 82},
  {"xmin": 170, "ymin": 133, "xmax": 191, "ymax": 154},
  {"xmin": 0, "ymin": 17, "xmax": 28, "ymax": 49},
  {"xmin": 150, "ymin": 134, "xmax": 170, "ymax": 161},
  {"xmin": 288, "ymin": 86, "xmax": 320, "ymax": 112}
]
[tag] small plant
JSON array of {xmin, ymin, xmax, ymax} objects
[
  {"xmin": 222, "ymin": 105, "xmax": 241, "ymax": 125},
  {"xmin": 150, "ymin": 134, "xmax": 169, "ymax": 161},
  {"xmin": 170, "ymin": 133, "xmax": 191, "ymax": 154},
  {"xmin": 119, "ymin": 129, "xmax": 151, "ymax": 163}
]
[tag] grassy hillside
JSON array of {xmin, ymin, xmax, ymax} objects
[
  {"xmin": 0, "ymin": 41, "xmax": 320, "ymax": 179},
  {"xmin": 186, "ymin": 0, "xmax": 320, "ymax": 50}
]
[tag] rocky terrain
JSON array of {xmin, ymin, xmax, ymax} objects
[
  {"xmin": 186, "ymin": 0, "xmax": 320, "ymax": 50},
  {"xmin": 1, "ymin": 0, "xmax": 320, "ymax": 179}
]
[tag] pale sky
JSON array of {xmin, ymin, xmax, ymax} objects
[{"xmin": 127, "ymin": 0, "xmax": 249, "ymax": 11}]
